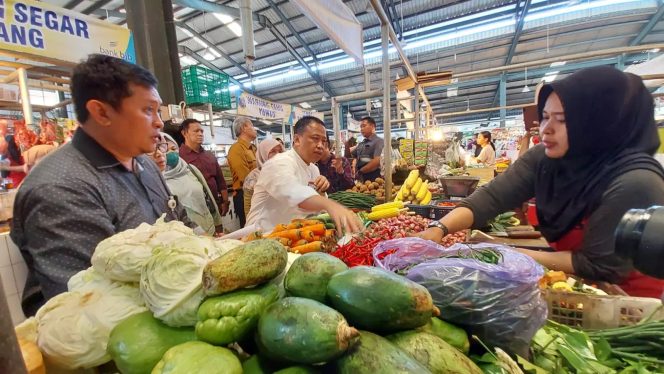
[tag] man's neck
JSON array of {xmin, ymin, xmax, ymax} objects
[
  {"xmin": 293, "ymin": 147, "xmax": 311, "ymax": 165},
  {"xmin": 238, "ymin": 134, "xmax": 254, "ymax": 144},
  {"xmin": 185, "ymin": 141, "xmax": 203, "ymax": 152},
  {"xmin": 81, "ymin": 126, "xmax": 134, "ymax": 171}
]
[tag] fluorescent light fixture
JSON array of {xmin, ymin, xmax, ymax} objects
[
  {"xmin": 299, "ymin": 102, "xmax": 311, "ymax": 109},
  {"xmin": 321, "ymin": 96, "xmax": 328, "ymax": 102},
  {"xmin": 119, "ymin": 8, "xmax": 126, "ymax": 14},
  {"xmin": 541, "ymin": 71, "xmax": 559, "ymax": 83},
  {"xmin": 650, "ymin": 48, "xmax": 661, "ymax": 53},
  {"xmin": 525, "ymin": 0, "xmax": 641, "ymax": 22},
  {"xmin": 522, "ymin": 85, "xmax": 531, "ymax": 93},
  {"xmin": 228, "ymin": 22, "xmax": 243, "ymax": 37},
  {"xmin": 550, "ymin": 61, "xmax": 566, "ymax": 67},
  {"xmin": 180, "ymin": 56, "xmax": 196, "ymax": 65},
  {"xmin": 214, "ymin": 13, "xmax": 234, "ymax": 24},
  {"xmin": 203, "ymin": 52, "xmax": 216, "ymax": 61}
]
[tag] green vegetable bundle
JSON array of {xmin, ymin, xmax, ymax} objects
[
  {"xmin": 487, "ymin": 212, "xmax": 520, "ymax": 232},
  {"xmin": 587, "ymin": 319, "xmax": 664, "ymax": 369},
  {"xmin": 328, "ymin": 191, "xmax": 376, "ymax": 210}
]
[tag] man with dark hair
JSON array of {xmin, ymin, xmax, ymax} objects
[
  {"xmin": 317, "ymin": 133, "xmax": 354, "ymax": 193},
  {"xmin": 11, "ymin": 54, "xmax": 194, "ymax": 314},
  {"xmin": 246, "ymin": 116, "xmax": 361, "ymax": 233},
  {"xmin": 351, "ymin": 116, "xmax": 384, "ymax": 181},
  {"xmin": 227, "ymin": 116, "xmax": 257, "ymax": 227},
  {"xmin": 180, "ymin": 118, "xmax": 230, "ymax": 220}
]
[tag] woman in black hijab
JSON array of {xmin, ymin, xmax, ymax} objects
[{"xmin": 417, "ymin": 66, "xmax": 664, "ymax": 298}]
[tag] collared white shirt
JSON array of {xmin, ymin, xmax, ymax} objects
[{"xmin": 246, "ymin": 149, "xmax": 320, "ymax": 232}]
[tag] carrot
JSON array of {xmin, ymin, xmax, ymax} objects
[
  {"xmin": 300, "ymin": 219, "xmax": 324, "ymax": 227},
  {"xmin": 293, "ymin": 239, "xmax": 308, "ymax": 247},
  {"xmin": 290, "ymin": 241, "xmax": 323, "ymax": 254},
  {"xmin": 300, "ymin": 230, "xmax": 316, "ymax": 242},
  {"xmin": 243, "ymin": 231, "xmax": 263, "ymax": 242},
  {"xmin": 267, "ymin": 228, "xmax": 302, "ymax": 241},
  {"xmin": 300, "ymin": 223, "xmax": 326, "ymax": 236},
  {"xmin": 272, "ymin": 224, "xmax": 288, "ymax": 233},
  {"xmin": 286, "ymin": 222, "xmax": 304, "ymax": 230},
  {"xmin": 324, "ymin": 229, "xmax": 336, "ymax": 238},
  {"xmin": 312, "ymin": 235, "xmax": 322, "ymax": 242},
  {"xmin": 276, "ymin": 237, "xmax": 292, "ymax": 247}
]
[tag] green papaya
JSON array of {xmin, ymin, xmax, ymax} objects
[
  {"xmin": 107, "ymin": 311, "xmax": 196, "ymax": 374},
  {"xmin": 242, "ymin": 355, "xmax": 283, "ymax": 374},
  {"xmin": 416, "ymin": 317, "xmax": 470, "ymax": 354},
  {"xmin": 151, "ymin": 341, "xmax": 242, "ymax": 374},
  {"xmin": 284, "ymin": 252, "xmax": 348, "ymax": 303},
  {"xmin": 334, "ymin": 330, "xmax": 430, "ymax": 373},
  {"xmin": 387, "ymin": 331, "xmax": 482, "ymax": 374},
  {"xmin": 196, "ymin": 283, "xmax": 279, "ymax": 346},
  {"xmin": 274, "ymin": 366, "xmax": 320, "ymax": 374},
  {"xmin": 257, "ymin": 297, "xmax": 359, "ymax": 364},
  {"xmin": 327, "ymin": 266, "xmax": 439, "ymax": 333},
  {"xmin": 203, "ymin": 239, "xmax": 288, "ymax": 296}
]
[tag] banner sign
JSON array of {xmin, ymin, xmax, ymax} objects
[
  {"xmin": 237, "ymin": 91, "xmax": 292, "ymax": 121},
  {"xmin": 237, "ymin": 91, "xmax": 324, "ymax": 124},
  {"xmin": 292, "ymin": 106, "xmax": 324, "ymax": 123},
  {"xmin": 0, "ymin": 0, "xmax": 135, "ymax": 64}
]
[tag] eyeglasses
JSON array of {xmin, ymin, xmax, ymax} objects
[{"xmin": 154, "ymin": 142, "xmax": 168, "ymax": 154}]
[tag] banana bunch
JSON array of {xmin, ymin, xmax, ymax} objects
[{"xmin": 394, "ymin": 170, "xmax": 432, "ymax": 205}]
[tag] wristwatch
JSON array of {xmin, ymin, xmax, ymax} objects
[{"xmin": 427, "ymin": 220, "xmax": 449, "ymax": 237}]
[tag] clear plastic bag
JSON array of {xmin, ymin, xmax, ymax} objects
[{"xmin": 373, "ymin": 238, "xmax": 547, "ymax": 356}]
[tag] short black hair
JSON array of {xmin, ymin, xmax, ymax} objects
[
  {"xmin": 360, "ymin": 116, "xmax": 376, "ymax": 127},
  {"xmin": 294, "ymin": 116, "xmax": 325, "ymax": 135},
  {"xmin": 180, "ymin": 118, "xmax": 202, "ymax": 132},
  {"xmin": 71, "ymin": 54, "xmax": 158, "ymax": 124}
]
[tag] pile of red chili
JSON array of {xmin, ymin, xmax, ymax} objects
[{"xmin": 330, "ymin": 236, "xmax": 384, "ymax": 267}]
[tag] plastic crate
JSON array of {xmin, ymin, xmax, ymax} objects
[
  {"xmin": 181, "ymin": 66, "xmax": 231, "ymax": 111},
  {"xmin": 543, "ymin": 290, "xmax": 664, "ymax": 330},
  {"xmin": 406, "ymin": 204, "xmax": 454, "ymax": 220}
]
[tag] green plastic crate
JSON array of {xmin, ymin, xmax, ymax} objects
[{"xmin": 181, "ymin": 65, "xmax": 231, "ymax": 110}]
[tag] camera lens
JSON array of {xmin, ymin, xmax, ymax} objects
[{"xmin": 615, "ymin": 206, "xmax": 664, "ymax": 279}]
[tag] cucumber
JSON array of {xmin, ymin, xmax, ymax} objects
[
  {"xmin": 327, "ymin": 266, "xmax": 439, "ymax": 333},
  {"xmin": 334, "ymin": 331, "xmax": 430, "ymax": 373},
  {"xmin": 284, "ymin": 253, "xmax": 348, "ymax": 303},
  {"xmin": 416, "ymin": 318, "xmax": 470, "ymax": 354},
  {"xmin": 387, "ymin": 331, "xmax": 482, "ymax": 374},
  {"xmin": 257, "ymin": 297, "xmax": 359, "ymax": 364},
  {"xmin": 203, "ymin": 239, "xmax": 288, "ymax": 296}
]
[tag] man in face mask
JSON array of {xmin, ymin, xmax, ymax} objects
[{"xmin": 149, "ymin": 133, "xmax": 223, "ymax": 235}]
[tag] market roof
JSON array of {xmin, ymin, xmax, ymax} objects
[{"xmin": 29, "ymin": 1, "xmax": 664, "ymax": 129}]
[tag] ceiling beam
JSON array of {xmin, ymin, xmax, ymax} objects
[
  {"xmin": 630, "ymin": 2, "xmax": 664, "ymax": 46},
  {"xmin": 173, "ymin": 0, "xmax": 261, "ymax": 22},
  {"xmin": 64, "ymin": 0, "xmax": 84, "ymax": 9},
  {"xmin": 383, "ymin": 0, "xmax": 403, "ymax": 41},
  {"xmin": 178, "ymin": 45, "xmax": 244, "ymax": 89},
  {"xmin": 263, "ymin": 0, "xmax": 319, "ymax": 63},
  {"xmin": 82, "ymin": 0, "xmax": 112, "ymax": 15},
  {"xmin": 490, "ymin": 0, "xmax": 531, "ymax": 109},
  {"xmin": 91, "ymin": 9, "xmax": 125, "ymax": 19},
  {"xmin": 175, "ymin": 21, "xmax": 253, "ymax": 78}
]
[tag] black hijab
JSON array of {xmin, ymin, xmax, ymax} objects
[{"xmin": 535, "ymin": 66, "xmax": 664, "ymax": 242}]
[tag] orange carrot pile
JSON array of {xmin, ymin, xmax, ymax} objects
[{"xmin": 242, "ymin": 218, "xmax": 336, "ymax": 253}]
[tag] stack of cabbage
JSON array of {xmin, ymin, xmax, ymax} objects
[{"xmin": 17, "ymin": 218, "xmax": 245, "ymax": 371}]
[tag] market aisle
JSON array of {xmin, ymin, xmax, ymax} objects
[{"xmin": 0, "ymin": 233, "xmax": 27, "ymax": 325}]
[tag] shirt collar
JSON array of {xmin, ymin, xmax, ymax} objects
[
  {"xmin": 238, "ymin": 138, "xmax": 251, "ymax": 148},
  {"xmin": 181, "ymin": 143, "xmax": 202, "ymax": 154},
  {"xmin": 72, "ymin": 128, "xmax": 123, "ymax": 169},
  {"xmin": 290, "ymin": 149, "xmax": 311, "ymax": 167}
]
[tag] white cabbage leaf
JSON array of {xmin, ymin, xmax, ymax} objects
[
  {"xmin": 36, "ymin": 287, "xmax": 146, "ymax": 369},
  {"xmin": 91, "ymin": 219, "xmax": 195, "ymax": 282}
]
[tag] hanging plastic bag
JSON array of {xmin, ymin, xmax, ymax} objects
[{"xmin": 373, "ymin": 238, "xmax": 547, "ymax": 357}]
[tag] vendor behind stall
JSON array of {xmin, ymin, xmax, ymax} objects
[
  {"xmin": 416, "ymin": 66, "xmax": 664, "ymax": 298},
  {"xmin": 246, "ymin": 116, "xmax": 362, "ymax": 234},
  {"xmin": 351, "ymin": 116, "xmax": 384, "ymax": 182},
  {"xmin": 11, "ymin": 54, "xmax": 193, "ymax": 315}
]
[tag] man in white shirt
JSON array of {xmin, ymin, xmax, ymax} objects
[{"xmin": 247, "ymin": 116, "xmax": 362, "ymax": 234}]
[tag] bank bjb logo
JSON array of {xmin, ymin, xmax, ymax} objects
[{"xmin": 0, "ymin": 0, "xmax": 5, "ymax": 20}]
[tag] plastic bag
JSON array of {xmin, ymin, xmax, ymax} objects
[{"xmin": 373, "ymin": 238, "xmax": 547, "ymax": 356}]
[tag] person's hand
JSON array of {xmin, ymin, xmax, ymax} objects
[
  {"xmin": 331, "ymin": 158, "xmax": 344, "ymax": 174},
  {"xmin": 220, "ymin": 201, "xmax": 230, "ymax": 216},
  {"xmin": 311, "ymin": 175, "xmax": 330, "ymax": 193},
  {"xmin": 326, "ymin": 201, "xmax": 362, "ymax": 234},
  {"xmin": 412, "ymin": 227, "xmax": 445, "ymax": 243}
]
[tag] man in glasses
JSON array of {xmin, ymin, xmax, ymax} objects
[{"xmin": 11, "ymin": 54, "xmax": 193, "ymax": 315}]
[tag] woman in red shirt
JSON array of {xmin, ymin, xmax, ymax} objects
[{"xmin": 417, "ymin": 66, "xmax": 664, "ymax": 298}]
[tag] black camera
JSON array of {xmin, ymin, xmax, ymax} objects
[{"xmin": 615, "ymin": 206, "xmax": 664, "ymax": 279}]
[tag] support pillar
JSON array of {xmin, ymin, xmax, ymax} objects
[
  {"xmin": 17, "ymin": 68, "xmax": 33, "ymax": 126},
  {"xmin": 499, "ymin": 75, "xmax": 507, "ymax": 127},
  {"xmin": 413, "ymin": 84, "xmax": 420, "ymax": 140},
  {"xmin": 364, "ymin": 68, "xmax": 371, "ymax": 115},
  {"xmin": 332, "ymin": 98, "xmax": 341, "ymax": 157},
  {"xmin": 125, "ymin": 0, "xmax": 184, "ymax": 105},
  {"xmin": 381, "ymin": 24, "xmax": 393, "ymax": 201}
]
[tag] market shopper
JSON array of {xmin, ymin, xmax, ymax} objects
[
  {"xmin": 472, "ymin": 131, "xmax": 496, "ymax": 166},
  {"xmin": 11, "ymin": 54, "xmax": 195, "ymax": 314},
  {"xmin": 149, "ymin": 133, "xmax": 223, "ymax": 235},
  {"xmin": 317, "ymin": 135, "xmax": 354, "ymax": 193},
  {"xmin": 228, "ymin": 116, "xmax": 258, "ymax": 227},
  {"xmin": 179, "ymin": 119, "xmax": 230, "ymax": 218},
  {"xmin": 246, "ymin": 116, "xmax": 362, "ymax": 234},
  {"xmin": 351, "ymin": 117, "xmax": 384, "ymax": 182},
  {"xmin": 243, "ymin": 138, "xmax": 284, "ymax": 216},
  {"xmin": 416, "ymin": 66, "xmax": 664, "ymax": 298}
]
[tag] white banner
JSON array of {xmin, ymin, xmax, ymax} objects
[
  {"xmin": 348, "ymin": 117, "xmax": 360, "ymax": 132},
  {"xmin": 292, "ymin": 106, "xmax": 324, "ymax": 123},
  {"xmin": 237, "ymin": 91, "xmax": 292, "ymax": 121},
  {"xmin": 291, "ymin": 0, "xmax": 364, "ymax": 65}
]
